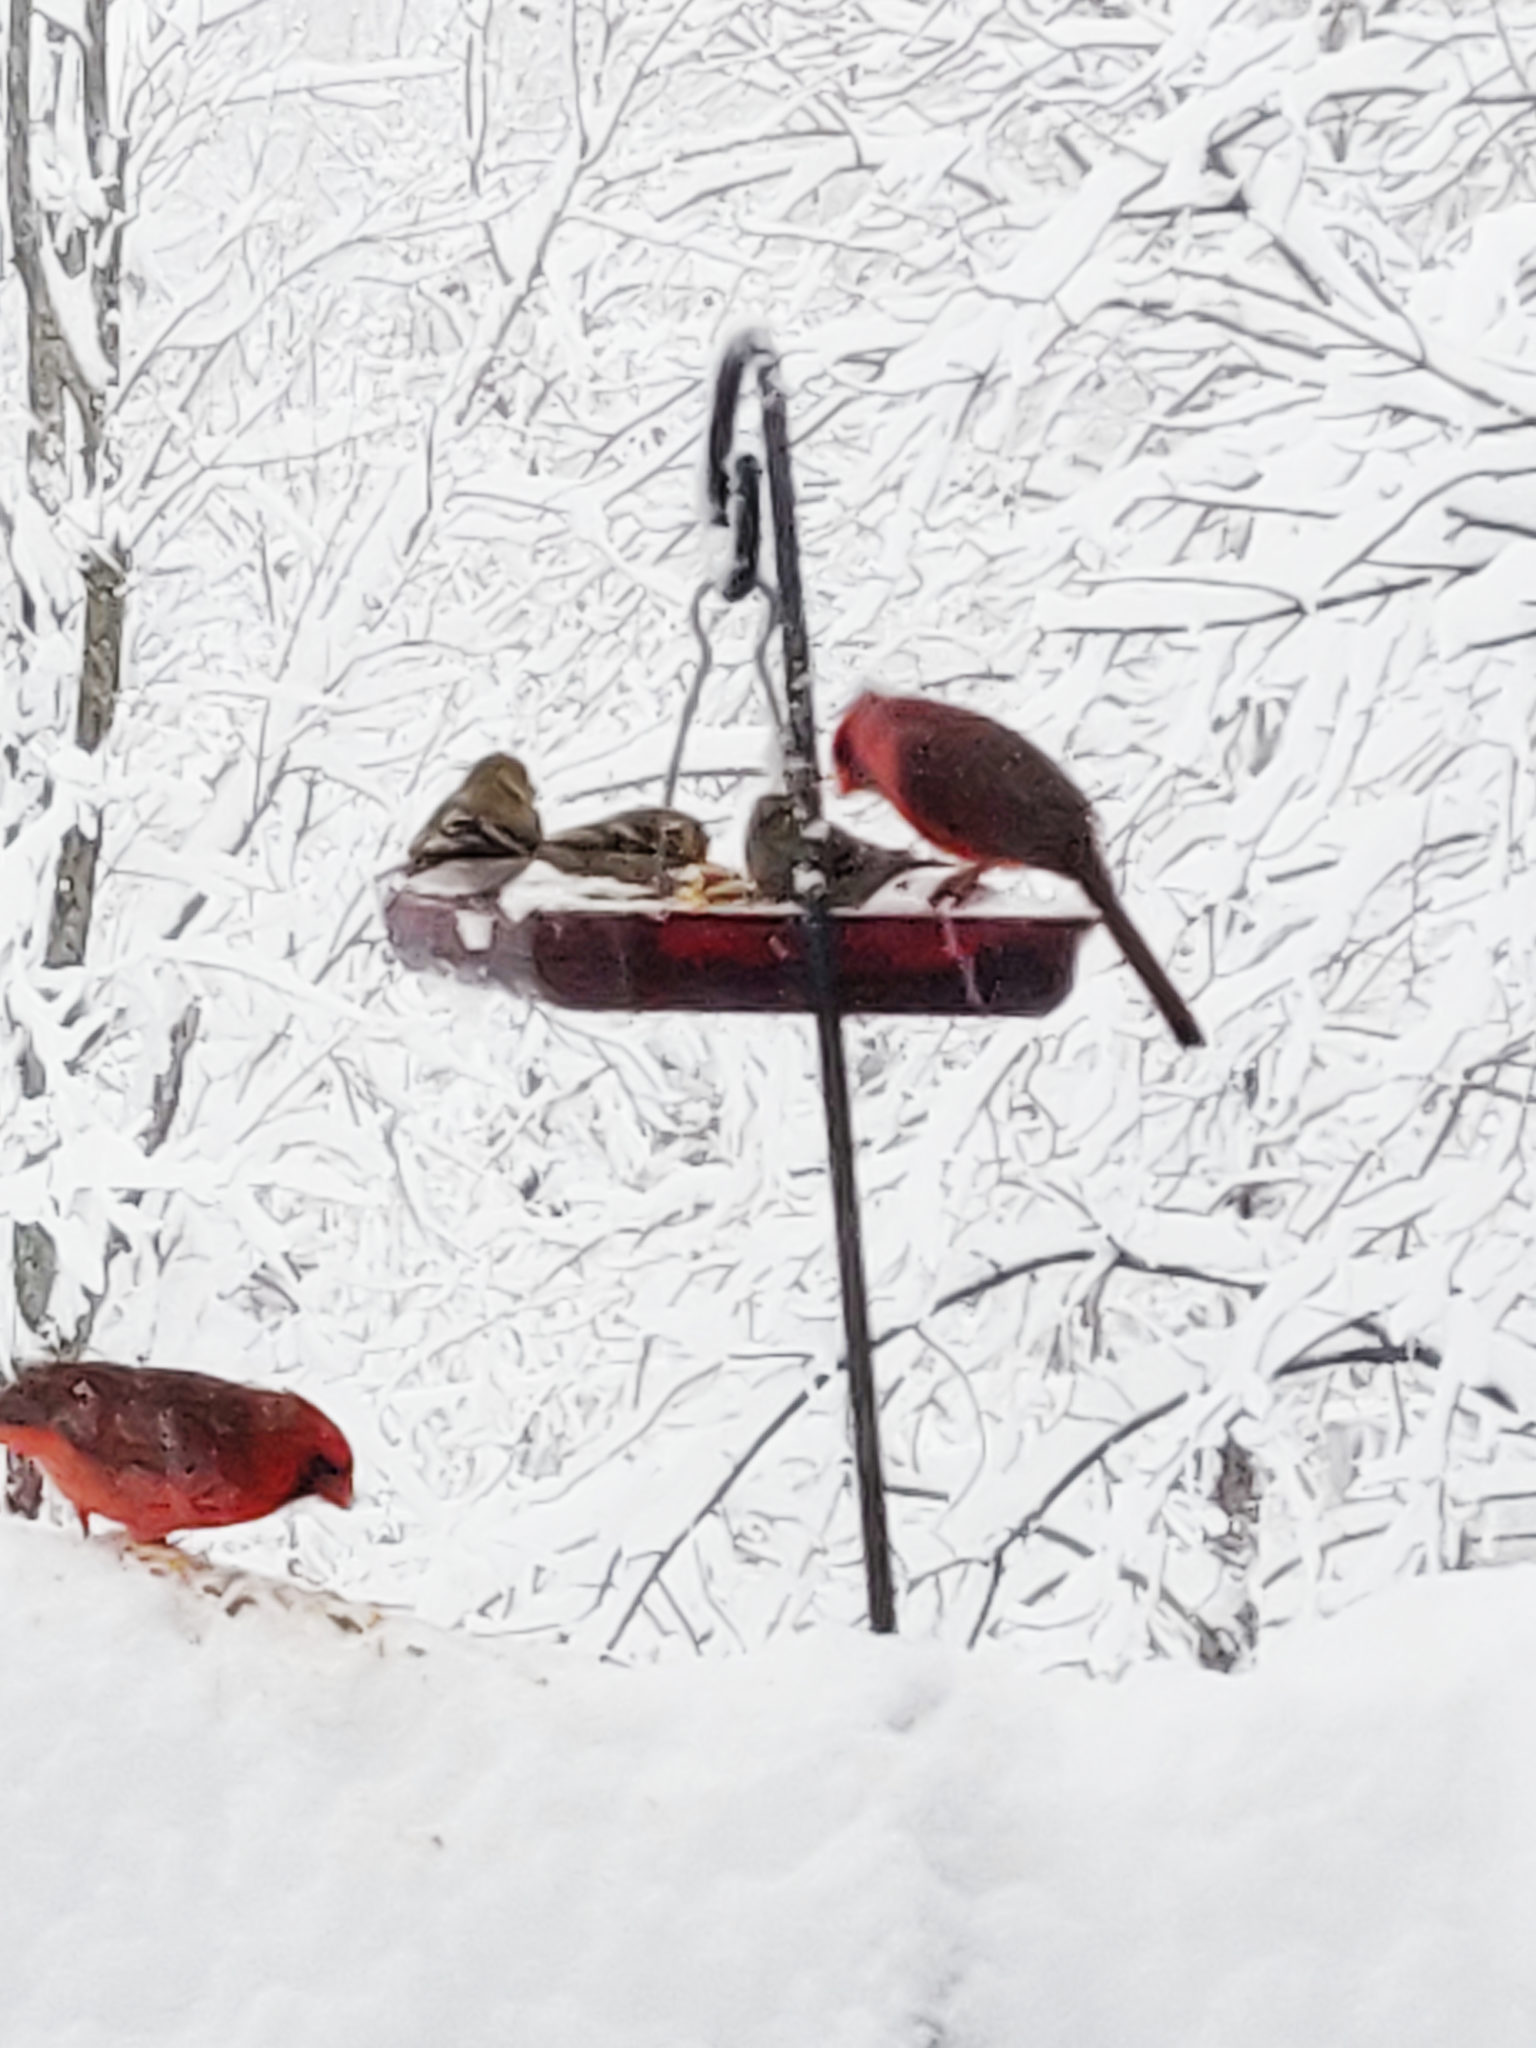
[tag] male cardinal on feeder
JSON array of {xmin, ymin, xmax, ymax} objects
[
  {"xmin": 0, "ymin": 1362, "xmax": 354, "ymax": 1543},
  {"xmin": 745, "ymin": 792, "xmax": 934, "ymax": 909},
  {"xmin": 832, "ymin": 691, "xmax": 1204, "ymax": 1047},
  {"xmin": 536, "ymin": 806, "xmax": 710, "ymax": 888},
  {"xmin": 407, "ymin": 754, "xmax": 543, "ymax": 872}
]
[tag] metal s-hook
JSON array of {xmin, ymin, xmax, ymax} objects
[{"xmin": 663, "ymin": 403, "xmax": 767, "ymax": 809}]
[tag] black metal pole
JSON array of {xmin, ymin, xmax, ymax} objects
[
  {"xmin": 749, "ymin": 344, "xmax": 896, "ymax": 1634},
  {"xmin": 805, "ymin": 928, "xmax": 895, "ymax": 1633}
]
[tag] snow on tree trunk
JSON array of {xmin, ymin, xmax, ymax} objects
[{"xmin": 4, "ymin": 0, "xmax": 131, "ymax": 1386}]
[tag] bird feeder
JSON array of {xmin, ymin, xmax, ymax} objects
[
  {"xmin": 384, "ymin": 334, "xmax": 1091, "ymax": 1636},
  {"xmin": 383, "ymin": 330, "xmax": 1090, "ymax": 1019},
  {"xmin": 383, "ymin": 886, "xmax": 1088, "ymax": 1017}
]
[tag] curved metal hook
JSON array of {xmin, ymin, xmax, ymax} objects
[{"xmin": 707, "ymin": 331, "xmax": 821, "ymax": 826}]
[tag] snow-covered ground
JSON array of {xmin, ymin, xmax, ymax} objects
[{"xmin": 11, "ymin": 1523, "xmax": 1533, "ymax": 2048}]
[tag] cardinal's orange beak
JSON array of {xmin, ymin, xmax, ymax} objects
[
  {"xmin": 298, "ymin": 1453, "xmax": 353, "ymax": 1510},
  {"xmin": 315, "ymin": 1465, "xmax": 354, "ymax": 1510}
]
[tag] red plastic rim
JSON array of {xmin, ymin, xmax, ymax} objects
[{"xmin": 384, "ymin": 885, "xmax": 1091, "ymax": 1017}]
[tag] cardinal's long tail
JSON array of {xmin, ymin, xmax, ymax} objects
[{"xmin": 1079, "ymin": 868, "xmax": 1205, "ymax": 1049}]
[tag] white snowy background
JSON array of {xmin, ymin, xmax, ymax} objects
[{"xmin": 6, "ymin": 0, "xmax": 1536, "ymax": 2036}]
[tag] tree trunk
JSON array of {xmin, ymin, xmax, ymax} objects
[{"xmin": 4, "ymin": 0, "xmax": 127, "ymax": 1424}]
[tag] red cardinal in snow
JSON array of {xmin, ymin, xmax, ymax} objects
[
  {"xmin": 832, "ymin": 691, "xmax": 1204, "ymax": 1047},
  {"xmin": 0, "ymin": 1362, "xmax": 353, "ymax": 1542}
]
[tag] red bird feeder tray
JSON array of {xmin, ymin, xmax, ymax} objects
[{"xmin": 384, "ymin": 879, "xmax": 1091, "ymax": 1018}]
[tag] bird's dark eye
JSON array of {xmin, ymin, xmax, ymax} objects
[{"xmin": 297, "ymin": 1452, "xmax": 343, "ymax": 1495}]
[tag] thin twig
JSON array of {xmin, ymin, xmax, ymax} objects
[
  {"xmin": 1272, "ymin": 1339, "xmax": 1442, "ymax": 1380},
  {"xmin": 141, "ymin": 999, "xmax": 201, "ymax": 1156},
  {"xmin": 604, "ymin": 1388, "xmax": 810, "ymax": 1654},
  {"xmin": 967, "ymin": 1393, "xmax": 1190, "ymax": 1649}
]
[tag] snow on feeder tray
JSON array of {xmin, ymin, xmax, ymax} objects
[{"xmin": 383, "ymin": 857, "xmax": 1094, "ymax": 1018}]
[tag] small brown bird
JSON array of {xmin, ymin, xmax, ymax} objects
[
  {"xmin": 536, "ymin": 806, "xmax": 710, "ymax": 889},
  {"xmin": 833, "ymin": 691, "xmax": 1204, "ymax": 1046},
  {"xmin": 745, "ymin": 792, "xmax": 933, "ymax": 909},
  {"xmin": 0, "ymin": 1362, "xmax": 354, "ymax": 1542},
  {"xmin": 407, "ymin": 754, "xmax": 543, "ymax": 872}
]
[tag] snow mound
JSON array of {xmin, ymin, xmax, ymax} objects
[{"xmin": 7, "ymin": 1526, "xmax": 1535, "ymax": 2046}]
